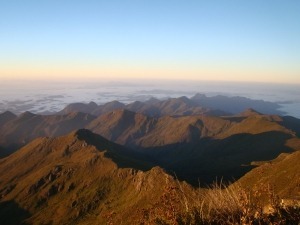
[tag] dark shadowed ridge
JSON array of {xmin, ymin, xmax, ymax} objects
[
  {"xmin": 72, "ymin": 128, "xmax": 154, "ymax": 170},
  {"xmin": 280, "ymin": 116, "xmax": 300, "ymax": 137},
  {"xmin": 140, "ymin": 131, "xmax": 298, "ymax": 186},
  {"xmin": 0, "ymin": 200, "xmax": 31, "ymax": 225},
  {"xmin": 0, "ymin": 111, "xmax": 17, "ymax": 127}
]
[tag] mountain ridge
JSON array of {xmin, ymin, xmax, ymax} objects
[
  {"xmin": 0, "ymin": 129, "xmax": 188, "ymax": 224},
  {"xmin": 57, "ymin": 94, "xmax": 284, "ymax": 117},
  {"xmin": 1, "ymin": 106, "xmax": 300, "ymax": 185}
]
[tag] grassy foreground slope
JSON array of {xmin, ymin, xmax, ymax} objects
[{"xmin": 237, "ymin": 150, "xmax": 300, "ymax": 203}]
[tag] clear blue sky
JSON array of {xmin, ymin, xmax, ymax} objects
[{"xmin": 0, "ymin": 0, "xmax": 299, "ymax": 83}]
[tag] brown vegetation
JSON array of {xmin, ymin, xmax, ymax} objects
[{"xmin": 136, "ymin": 181, "xmax": 300, "ymax": 225}]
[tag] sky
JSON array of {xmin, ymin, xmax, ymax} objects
[{"xmin": 0, "ymin": 0, "xmax": 300, "ymax": 83}]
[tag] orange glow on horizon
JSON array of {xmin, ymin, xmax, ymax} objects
[{"xmin": 0, "ymin": 62, "xmax": 299, "ymax": 84}]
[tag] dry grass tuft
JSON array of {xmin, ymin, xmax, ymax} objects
[{"xmin": 135, "ymin": 181, "xmax": 300, "ymax": 225}]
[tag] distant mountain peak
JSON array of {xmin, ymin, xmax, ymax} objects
[
  {"xmin": 110, "ymin": 109, "xmax": 138, "ymax": 120},
  {"xmin": 178, "ymin": 96, "xmax": 189, "ymax": 101},
  {"xmin": 59, "ymin": 102, "xmax": 98, "ymax": 115},
  {"xmin": 239, "ymin": 108, "xmax": 262, "ymax": 117},
  {"xmin": 0, "ymin": 110, "xmax": 16, "ymax": 116},
  {"xmin": 191, "ymin": 93, "xmax": 207, "ymax": 100},
  {"xmin": 104, "ymin": 100, "xmax": 124, "ymax": 106},
  {"xmin": 88, "ymin": 101, "xmax": 98, "ymax": 107},
  {"xmin": 0, "ymin": 111, "xmax": 17, "ymax": 127},
  {"xmin": 176, "ymin": 96, "xmax": 191, "ymax": 104},
  {"xmin": 0, "ymin": 111, "xmax": 17, "ymax": 119},
  {"xmin": 19, "ymin": 111, "xmax": 36, "ymax": 119},
  {"xmin": 145, "ymin": 97, "xmax": 160, "ymax": 104}
]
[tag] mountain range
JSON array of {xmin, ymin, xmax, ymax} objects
[
  {"xmin": 0, "ymin": 94, "xmax": 299, "ymax": 224},
  {"xmin": 58, "ymin": 93, "xmax": 284, "ymax": 117},
  {"xmin": 1, "ymin": 105, "xmax": 299, "ymax": 184}
]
